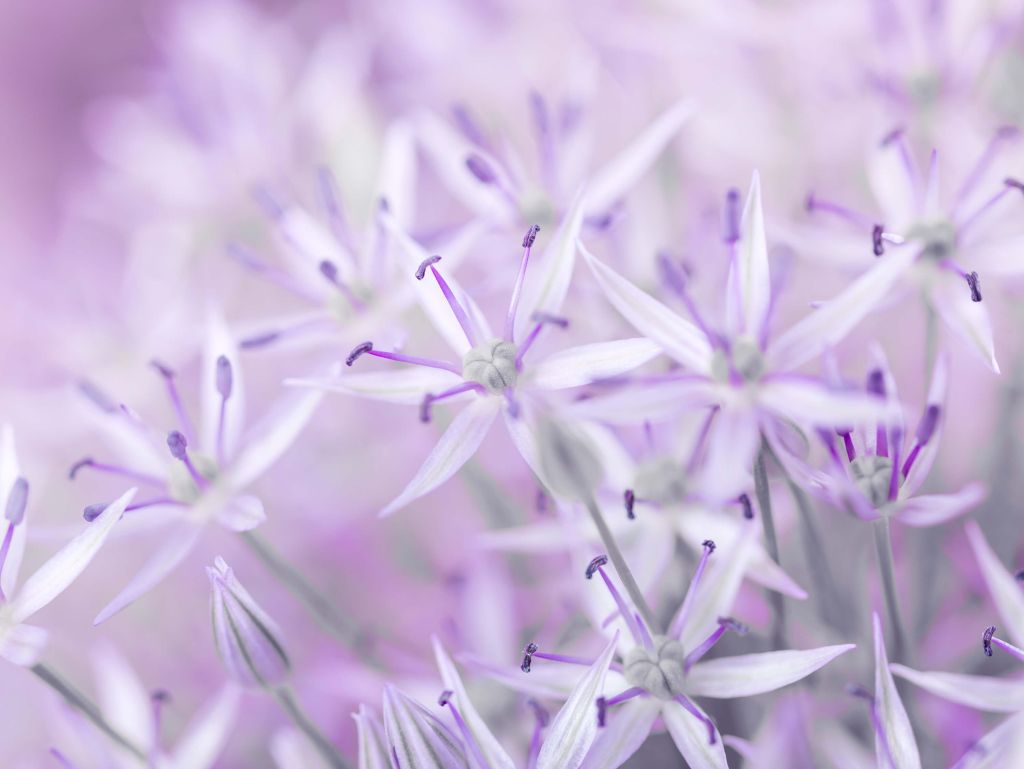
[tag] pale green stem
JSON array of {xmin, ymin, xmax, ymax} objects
[
  {"xmin": 273, "ymin": 686, "xmax": 352, "ymax": 769},
  {"xmin": 753, "ymin": 444, "xmax": 786, "ymax": 648},
  {"xmin": 924, "ymin": 299, "xmax": 938, "ymax": 387},
  {"xmin": 873, "ymin": 517, "xmax": 910, "ymax": 664},
  {"xmin": 32, "ymin": 662, "xmax": 147, "ymax": 760}
]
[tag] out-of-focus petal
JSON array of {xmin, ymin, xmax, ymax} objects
[
  {"xmin": 579, "ymin": 697, "xmax": 660, "ymax": 769},
  {"xmin": 874, "ymin": 613, "xmax": 921, "ymax": 769},
  {"xmin": 867, "ymin": 133, "xmax": 919, "ymax": 232},
  {"xmin": 171, "ymin": 686, "xmax": 241, "ymax": 769},
  {"xmin": 201, "ymin": 314, "xmax": 245, "ymax": 457},
  {"xmin": 758, "ymin": 375, "xmax": 893, "ymax": 429},
  {"xmin": 902, "ymin": 351, "xmax": 948, "ymax": 496},
  {"xmin": 890, "ymin": 665, "xmax": 1024, "ymax": 713},
  {"xmin": 0, "ymin": 623, "xmax": 49, "ymax": 666},
  {"xmin": 0, "ymin": 424, "xmax": 26, "ymax": 596},
  {"xmin": 895, "ymin": 484, "xmax": 985, "ymax": 527},
  {"xmin": 662, "ymin": 699, "xmax": 728, "ymax": 769},
  {"xmin": 562, "ymin": 379, "xmax": 720, "ymax": 425},
  {"xmin": 215, "ymin": 494, "xmax": 267, "ymax": 532},
  {"xmin": 352, "ymin": 706, "xmax": 390, "ymax": 769},
  {"xmin": 271, "ymin": 727, "xmax": 331, "ymax": 769},
  {"xmin": 697, "ymin": 405, "xmax": 759, "ymax": 504},
  {"xmin": 686, "ymin": 644, "xmax": 854, "ymax": 698},
  {"xmin": 726, "ymin": 171, "xmax": 771, "ymax": 340},
  {"xmin": 529, "ymin": 338, "xmax": 662, "ymax": 390},
  {"xmin": 932, "ymin": 270, "xmax": 1000, "ymax": 373},
  {"xmin": 93, "ymin": 644, "xmax": 154, "ymax": 749},
  {"xmin": 965, "ymin": 520, "xmax": 1024, "ymax": 647},
  {"xmin": 951, "ymin": 711, "xmax": 1024, "ymax": 769},
  {"xmin": 287, "ymin": 367, "xmax": 464, "ymax": 405}
]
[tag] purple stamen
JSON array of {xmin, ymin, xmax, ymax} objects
[
  {"xmin": 657, "ymin": 252, "xmax": 690, "ymax": 301},
  {"xmin": 951, "ymin": 127, "xmax": 1019, "ymax": 207},
  {"xmin": 215, "ymin": 355, "xmax": 232, "ymax": 463},
  {"xmin": 839, "ymin": 430, "xmax": 856, "ymax": 462},
  {"xmin": 451, "ymin": 104, "xmax": 488, "ymax": 147},
  {"xmin": 526, "ymin": 699, "xmax": 548, "ymax": 769},
  {"xmin": 669, "ymin": 539, "xmax": 716, "ymax": 637},
  {"xmin": 77, "ymin": 380, "xmax": 118, "ymax": 413},
  {"xmin": 596, "ymin": 687, "xmax": 645, "ymax": 727},
  {"xmin": 686, "ymin": 406, "xmax": 719, "ymax": 474},
  {"xmin": 240, "ymin": 331, "xmax": 280, "ymax": 349},
  {"xmin": 227, "ymin": 243, "xmax": 319, "ymax": 301},
  {"xmin": 345, "ymin": 342, "xmax": 461, "ymax": 375},
  {"xmin": 675, "ymin": 694, "xmax": 717, "ymax": 745},
  {"xmin": 872, "ymin": 224, "xmax": 885, "ymax": 256},
  {"xmin": 151, "ymin": 361, "xmax": 196, "ymax": 442},
  {"xmin": 866, "ymin": 369, "xmax": 887, "ymax": 457},
  {"xmin": 888, "ymin": 427, "xmax": 902, "ymax": 501},
  {"xmin": 315, "ymin": 166, "xmax": 355, "ymax": 250},
  {"xmin": 1015, "ymin": 570, "xmax": 1024, "ymax": 582},
  {"xmin": 69, "ymin": 458, "xmax": 165, "ymax": 488},
  {"xmin": 984, "ymin": 627, "xmax": 1024, "ymax": 663},
  {"xmin": 983, "ymin": 625, "xmax": 996, "ymax": 656},
  {"xmin": 420, "ymin": 382, "xmax": 483, "ymax": 423},
  {"xmin": 965, "ymin": 271, "xmax": 982, "ymax": 303},
  {"xmin": 506, "ymin": 225, "xmax": 541, "ymax": 340},
  {"xmin": 151, "ymin": 689, "xmax": 170, "ymax": 762},
  {"xmin": 587, "ymin": 556, "xmax": 645, "ymax": 646},
  {"xmin": 722, "ymin": 189, "xmax": 740, "ymax": 245},
  {"xmin": 439, "ymin": 689, "xmax": 491, "ymax": 769},
  {"xmin": 320, "ymin": 259, "xmax": 365, "ymax": 310},
  {"xmin": 466, "ymin": 154, "xmax": 498, "ymax": 185},
  {"xmin": 737, "ymin": 494, "xmax": 754, "ymax": 520},
  {"xmin": 1006, "ymin": 177, "xmax": 1024, "ymax": 194},
  {"xmin": 586, "ymin": 555, "xmax": 609, "ymax": 580},
  {"xmin": 521, "ymin": 642, "xmax": 539, "ymax": 673},
  {"xmin": 685, "ymin": 617, "xmax": 749, "ymax": 672},
  {"xmin": 5, "ymin": 477, "xmax": 28, "ymax": 525},
  {"xmin": 166, "ymin": 431, "xmax": 208, "ymax": 489},
  {"xmin": 49, "ymin": 749, "xmax": 77, "ymax": 769},
  {"xmin": 427, "ymin": 265, "xmax": 478, "ymax": 347},
  {"xmin": 253, "ymin": 186, "xmax": 285, "ymax": 221},
  {"xmin": 624, "ymin": 489, "xmax": 636, "ymax": 520},
  {"xmin": 415, "ymin": 255, "xmax": 443, "ymax": 281},
  {"xmin": 805, "ymin": 193, "xmax": 875, "ymax": 228},
  {"xmin": 902, "ymin": 405, "xmax": 940, "ymax": 477},
  {"xmin": 346, "ymin": 341, "xmax": 374, "ymax": 366},
  {"xmin": 515, "ymin": 313, "xmax": 569, "ymax": 367}
]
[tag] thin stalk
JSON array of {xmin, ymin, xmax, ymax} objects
[
  {"xmin": 582, "ymin": 494, "xmax": 659, "ymax": 634},
  {"xmin": 239, "ymin": 531, "xmax": 382, "ymax": 669},
  {"xmin": 924, "ymin": 300, "xmax": 938, "ymax": 387},
  {"xmin": 31, "ymin": 663, "xmax": 147, "ymax": 760},
  {"xmin": 753, "ymin": 444, "xmax": 786, "ymax": 648},
  {"xmin": 872, "ymin": 517, "xmax": 910, "ymax": 664},
  {"xmin": 273, "ymin": 687, "xmax": 352, "ymax": 769}
]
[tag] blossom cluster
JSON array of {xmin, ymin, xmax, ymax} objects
[{"xmin": 3, "ymin": 0, "xmax": 1024, "ymax": 767}]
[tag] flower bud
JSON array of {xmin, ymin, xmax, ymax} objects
[{"xmin": 207, "ymin": 556, "xmax": 290, "ymax": 688}]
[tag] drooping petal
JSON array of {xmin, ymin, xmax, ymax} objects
[
  {"xmin": 578, "ymin": 697, "xmax": 660, "ymax": 769},
  {"xmin": 561, "ymin": 378, "xmax": 720, "ymax": 425},
  {"xmin": 380, "ymin": 398, "xmax": 500, "ymax": 517},
  {"xmin": 287, "ymin": 368, "xmax": 463, "ymax": 405},
  {"xmin": 171, "ymin": 686, "xmax": 241, "ymax": 769},
  {"xmin": 662, "ymin": 699, "xmax": 728, "ymax": 769},
  {"xmin": 757, "ymin": 375, "xmax": 893, "ymax": 429},
  {"xmin": 890, "ymin": 665, "xmax": 1024, "ymax": 713},
  {"xmin": 215, "ymin": 494, "xmax": 267, "ymax": 532},
  {"xmin": 767, "ymin": 246, "xmax": 918, "ymax": 371},
  {"xmin": 0, "ymin": 623, "xmax": 49, "ymax": 666},
  {"xmin": 965, "ymin": 520, "xmax": 1024, "ymax": 647},
  {"xmin": 537, "ymin": 632, "xmax": 619, "ymax": 769},
  {"xmin": 10, "ymin": 487, "xmax": 136, "ymax": 624},
  {"xmin": 432, "ymin": 637, "xmax": 516, "ymax": 769},
  {"xmin": 686, "ymin": 645, "xmax": 855, "ymax": 698},
  {"xmin": 528, "ymin": 338, "xmax": 662, "ymax": 390},
  {"xmin": 874, "ymin": 613, "xmax": 922, "ymax": 769},
  {"xmin": 580, "ymin": 241, "xmax": 713, "ymax": 373},
  {"xmin": 201, "ymin": 313, "xmax": 245, "ymax": 457},
  {"xmin": 382, "ymin": 685, "xmax": 469, "ymax": 769},
  {"xmin": 726, "ymin": 171, "xmax": 771, "ymax": 340},
  {"xmin": 352, "ymin": 705, "xmax": 391, "ymax": 769},
  {"xmin": 932, "ymin": 270, "xmax": 1000, "ymax": 373},
  {"xmin": 584, "ymin": 100, "xmax": 694, "ymax": 216},
  {"xmin": 895, "ymin": 484, "xmax": 985, "ymax": 527},
  {"xmin": 696, "ymin": 404, "xmax": 759, "ymax": 504}
]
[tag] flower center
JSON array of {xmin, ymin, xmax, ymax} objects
[
  {"xmin": 710, "ymin": 336, "xmax": 764, "ymax": 384},
  {"xmin": 633, "ymin": 458, "xmax": 687, "ymax": 506},
  {"xmin": 462, "ymin": 338, "xmax": 519, "ymax": 394},
  {"xmin": 623, "ymin": 635, "xmax": 688, "ymax": 700},
  {"xmin": 168, "ymin": 452, "xmax": 218, "ymax": 503},
  {"xmin": 907, "ymin": 220, "xmax": 957, "ymax": 260},
  {"xmin": 849, "ymin": 455, "xmax": 894, "ymax": 508}
]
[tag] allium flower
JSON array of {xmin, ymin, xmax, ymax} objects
[
  {"xmin": 292, "ymin": 217, "xmax": 661, "ymax": 515},
  {"xmin": 579, "ymin": 172, "xmax": 897, "ymax": 502},
  {"xmin": 74, "ymin": 317, "xmax": 327, "ymax": 623}
]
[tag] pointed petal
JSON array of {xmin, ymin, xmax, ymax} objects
[
  {"xmin": 288, "ymin": 368, "xmax": 464, "ymax": 405},
  {"xmin": 580, "ymin": 241, "xmax": 712, "ymax": 372},
  {"xmin": 584, "ymin": 100, "xmax": 694, "ymax": 215},
  {"xmin": 537, "ymin": 632, "xmax": 619, "ymax": 769},
  {"xmin": 380, "ymin": 398, "xmax": 499, "ymax": 517},
  {"xmin": 529, "ymin": 338, "xmax": 662, "ymax": 390},
  {"xmin": 726, "ymin": 171, "xmax": 771, "ymax": 339},
  {"xmin": 579, "ymin": 697, "xmax": 660, "ymax": 769},
  {"xmin": 767, "ymin": 246, "xmax": 918, "ymax": 371},
  {"xmin": 686, "ymin": 644, "xmax": 855, "ymax": 698},
  {"xmin": 663, "ymin": 700, "xmax": 728, "ymax": 769},
  {"xmin": 93, "ymin": 644, "xmax": 154, "ymax": 747},
  {"xmin": 374, "ymin": 120, "xmax": 418, "ymax": 230},
  {"xmin": 94, "ymin": 519, "xmax": 202, "ymax": 625},
  {"xmin": 382, "ymin": 685, "xmax": 469, "ymax": 769},
  {"xmin": 874, "ymin": 613, "xmax": 922, "ymax": 769},
  {"xmin": 951, "ymin": 711, "xmax": 1024, "ymax": 769},
  {"xmin": 965, "ymin": 520, "xmax": 1024, "ymax": 647},
  {"xmin": 932, "ymin": 271, "xmax": 999, "ymax": 373},
  {"xmin": 868, "ymin": 133, "xmax": 919, "ymax": 231},
  {"xmin": 0, "ymin": 623, "xmax": 49, "ymax": 666},
  {"xmin": 353, "ymin": 706, "xmax": 391, "ymax": 769},
  {"xmin": 757, "ymin": 375, "xmax": 893, "ymax": 429},
  {"xmin": 562, "ymin": 379, "xmax": 720, "ymax": 425},
  {"xmin": 697, "ymin": 405, "xmax": 759, "ymax": 504},
  {"xmin": 10, "ymin": 488, "xmax": 136, "ymax": 624},
  {"xmin": 895, "ymin": 483, "xmax": 985, "ymax": 527},
  {"xmin": 171, "ymin": 686, "xmax": 241, "ymax": 769},
  {"xmin": 432, "ymin": 637, "xmax": 516, "ymax": 769},
  {"xmin": 890, "ymin": 665, "xmax": 1024, "ymax": 713},
  {"xmin": 215, "ymin": 494, "xmax": 267, "ymax": 532},
  {"xmin": 201, "ymin": 314, "xmax": 245, "ymax": 456}
]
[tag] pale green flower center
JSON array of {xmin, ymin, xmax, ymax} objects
[
  {"xmin": 907, "ymin": 220, "xmax": 957, "ymax": 261},
  {"xmin": 633, "ymin": 458, "xmax": 687, "ymax": 506},
  {"xmin": 168, "ymin": 452, "xmax": 218, "ymax": 503},
  {"xmin": 463, "ymin": 338, "xmax": 519, "ymax": 394},
  {"xmin": 710, "ymin": 336, "xmax": 764, "ymax": 384},
  {"xmin": 624, "ymin": 635, "xmax": 688, "ymax": 700},
  {"xmin": 850, "ymin": 454, "xmax": 894, "ymax": 508}
]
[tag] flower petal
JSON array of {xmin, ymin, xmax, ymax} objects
[
  {"xmin": 868, "ymin": 132, "xmax": 919, "ymax": 232},
  {"xmin": 686, "ymin": 644, "xmax": 854, "ymax": 698},
  {"xmin": 287, "ymin": 367, "xmax": 464, "ymax": 405},
  {"xmin": 726, "ymin": 171, "xmax": 771, "ymax": 340},
  {"xmin": 902, "ymin": 351, "xmax": 948, "ymax": 496},
  {"xmin": 562, "ymin": 378, "xmax": 720, "ymax": 425},
  {"xmin": 697, "ymin": 405, "xmax": 759, "ymax": 504},
  {"xmin": 874, "ymin": 613, "xmax": 922, "ymax": 769},
  {"xmin": 271, "ymin": 727, "xmax": 331, "ymax": 769},
  {"xmin": 537, "ymin": 632, "xmax": 619, "ymax": 769},
  {"xmin": 0, "ymin": 623, "xmax": 49, "ymax": 666},
  {"xmin": 951, "ymin": 711, "xmax": 1024, "ymax": 769},
  {"xmin": 663, "ymin": 699, "xmax": 728, "ymax": 769},
  {"xmin": 932, "ymin": 270, "xmax": 1000, "ymax": 373},
  {"xmin": 580, "ymin": 240, "xmax": 712, "ymax": 372},
  {"xmin": 93, "ymin": 644, "xmax": 154, "ymax": 747},
  {"xmin": 380, "ymin": 398, "xmax": 500, "ymax": 517},
  {"xmin": 890, "ymin": 665, "xmax": 1024, "ymax": 713},
  {"xmin": 382, "ymin": 685, "xmax": 469, "ymax": 769},
  {"xmin": 965, "ymin": 520, "xmax": 1024, "ymax": 647},
  {"xmin": 215, "ymin": 494, "xmax": 267, "ymax": 532},
  {"xmin": 895, "ymin": 483, "xmax": 985, "ymax": 527},
  {"xmin": 757, "ymin": 375, "xmax": 893, "ymax": 429},
  {"xmin": 10, "ymin": 487, "xmax": 136, "ymax": 624},
  {"xmin": 352, "ymin": 705, "xmax": 391, "ymax": 769},
  {"xmin": 171, "ymin": 686, "xmax": 241, "ymax": 769},
  {"xmin": 529, "ymin": 338, "xmax": 662, "ymax": 390},
  {"xmin": 579, "ymin": 697, "xmax": 660, "ymax": 769},
  {"xmin": 0, "ymin": 424, "xmax": 26, "ymax": 596}
]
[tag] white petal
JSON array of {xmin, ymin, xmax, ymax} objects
[
  {"xmin": 579, "ymin": 697, "xmax": 660, "ymax": 769},
  {"xmin": 890, "ymin": 665, "xmax": 1024, "ymax": 713},
  {"xmin": 383, "ymin": 685, "xmax": 469, "ymax": 769},
  {"xmin": 432, "ymin": 637, "xmax": 516, "ymax": 769},
  {"xmin": 686, "ymin": 644, "xmax": 854, "ymax": 698},
  {"xmin": 271, "ymin": 728, "xmax": 331, "ymax": 769},
  {"xmin": 965, "ymin": 520, "xmax": 1024, "ymax": 647},
  {"xmin": 874, "ymin": 613, "xmax": 922, "ymax": 769},
  {"xmin": 537, "ymin": 632, "xmax": 619, "ymax": 769},
  {"xmin": 93, "ymin": 644, "xmax": 154, "ymax": 747},
  {"xmin": 380, "ymin": 398, "xmax": 499, "ymax": 517},
  {"xmin": 663, "ymin": 699, "xmax": 728, "ymax": 769},
  {"xmin": 201, "ymin": 313, "xmax": 245, "ymax": 457},
  {"xmin": 969, "ymin": 235, "xmax": 1024, "ymax": 276},
  {"xmin": 277, "ymin": 205, "xmax": 356, "ymax": 286},
  {"xmin": 868, "ymin": 133, "xmax": 919, "ymax": 231},
  {"xmin": 726, "ymin": 171, "xmax": 771, "ymax": 340},
  {"xmin": 697, "ymin": 405, "xmax": 759, "ymax": 504},
  {"xmin": 932, "ymin": 271, "xmax": 1000, "ymax": 373},
  {"xmin": 951, "ymin": 711, "xmax": 1024, "ymax": 769},
  {"xmin": 580, "ymin": 241, "xmax": 713, "ymax": 373},
  {"xmin": 529, "ymin": 338, "xmax": 662, "ymax": 390},
  {"xmin": 352, "ymin": 706, "xmax": 390, "ymax": 769},
  {"xmin": 374, "ymin": 120, "xmax": 418, "ymax": 231},
  {"xmin": 895, "ymin": 484, "xmax": 985, "ymax": 527},
  {"xmin": 287, "ymin": 367, "xmax": 464, "ymax": 405},
  {"xmin": 584, "ymin": 100, "xmax": 694, "ymax": 215},
  {"xmin": 94, "ymin": 519, "xmax": 202, "ymax": 625},
  {"xmin": 0, "ymin": 623, "xmax": 49, "ymax": 666},
  {"xmin": 767, "ymin": 246, "xmax": 918, "ymax": 371},
  {"xmin": 901, "ymin": 352, "xmax": 948, "ymax": 496},
  {"xmin": 10, "ymin": 488, "xmax": 136, "ymax": 624},
  {"xmin": 757, "ymin": 375, "xmax": 893, "ymax": 429},
  {"xmin": 0, "ymin": 424, "xmax": 26, "ymax": 596},
  {"xmin": 562, "ymin": 379, "xmax": 720, "ymax": 425},
  {"xmin": 215, "ymin": 495, "xmax": 267, "ymax": 532},
  {"xmin": 171, "ymin": 686, "xmax": 241, "ymax": 769}
]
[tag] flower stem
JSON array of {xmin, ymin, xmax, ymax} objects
[
  {"xmin": 272, "ymin": 686, "xmax": 352, "ymax": 769},
  {"xmin": 239, "ymin": 531, "xmax": 383, "ymax": 669},
  {"xmin": 31, "ymin": 662, "xmax": 146, "ymax": 760},
  {"xmin": 872, "ymin": 517, "xmax": 910, "ymax": 664},
  {"xmin": 582, "ymin": 494, "xmax": 660, "ymax": 634},
  {"xmin": 753, "ymin": 444, "xmax": 786, "ymax": 648}
]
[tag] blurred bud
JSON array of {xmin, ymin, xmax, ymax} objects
[
  {"xmin": 207, "ymin": 556, "xmax": 290, "ymax": 688},
  {"xmin": 535, "ymin": 419, "xmax": 604, "ymax": 501}
]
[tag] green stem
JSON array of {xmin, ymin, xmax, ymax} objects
[
  {"xmin": 239, "ymin": 531, "xmax": 382, "ymax": 669},
  {"xmin": 582, "ymin": 494, "xmax": 660, "ymax": 634},
  {"xmin": 273, "ymin": 687, "xmax": 352, "ymax": 769},
  {"xmin": 31, "ymin": 662, "xmax": 147, "ymax": 760},
  {"xmin": 872, "ymin": 517, "xmax": 910, "ymax": 664},
  {"xmin": 924, "ymin": 299, "xmax": 938, "ymax": 387},
  {"xmin": 753, "ymin": 445, "xmax": 786, "ymax": 648}
]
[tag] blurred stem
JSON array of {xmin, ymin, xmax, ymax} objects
[
  {"xmin": 239, "ymin": 531, "xmax": 383, "ymax": 670},
  {"xmin": 872, "ymin": 517, "xmax": 910, "ymax": 664},
  {"xmin": 31, "ymin": 663, "xmax": 146, "ymax": 760},
  {"xmin": 582, "ymin": 494, "xmax": 659, "ymax": 634},
  {"xmin": 754, "ymin": 443, "xmax": 786, "ymax": 648},
  {"xmin": 273, "ymin": 686, "xmax": 352, "ymax": 769},
  {"xmin": 924, "ymin": 300, "xmax": 938, "ymax": 386}
]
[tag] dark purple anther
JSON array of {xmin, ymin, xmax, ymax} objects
[
  {"xmin": 438, "ymin": 690, "xmax": 454, "ymax": 707},
  {"xmin": 657, "ymin": 252, "xmax": 689, "ymax": 298},
  {"xmin": 521, "ymin": 642, "xmax": 539, "ymax": 673},
  {"xmin": 965, "ymin": 271, "xmax": 982, "ymax": 302},
  {"xmin": 738, "ymin": 494, "xmax": 753, "ymax": 519},
  {"xmin": 377, "ymin": 197, "xmax": 391, "ymax": 214},
  {"xmin": 346, "ymin": 341, "xmax": 374, "ymax": 367},
  {"xmin": 69, "ymin": 458, "xmax": 92, "ymax": 480},
  {"xmin": 77, "ymin": 380, "xmax": 118, "ymax": 413},
  {"xmin": 1015, "ymin": 569, "xmax": 1024, "ymax": 582},
  {"xmin": 916, "ymin": 405, "xmax": 940, "ymax": 445},
  {"xmin": 984, "ymin": 626, "xmax": 996, "ymax": 657},
  {"xmin": 530, "ymin": 312, "xmax": 569, "ymax": 328},
  {"xmin": 319, "ymin": 260, "xmax": 339, "ymax": 283},
  {"xmin": 151, "ymin": 689, "xmax": 172, "ymax": 704},
  {"xmin": 215, "ymin": 355, "xmax": 233, "ymax": 400},
  {"xmin": 166, "ymin": 431, "xmax": 189, "ymax": 461},
  {"xmin": 1005, "ymin": 178, "xmax": 1024, "ymax": 194},
  {"xmin": 523, "ymin": 224, "xmax": 541, "ymax": 248},
  {"xmin": 240, "ymin": 331, "xmax": 280, "ymax": 350},
  {"xmin": 586, "ymin": 555, "xmax": 609, "ymax": 579},
  {"xmin": 5, "ymin": 478, "xmax": 27, "ymax": 524},
  {"xmin": 466, "ymin": 154, "xmax": 497, "ymax": 184},
  {"xmin": 717, "ymin": 616, "xmax": 749, "ymax": 635},
  {"xmin": 881, "ymin": 127, "xmax": 905, "ymax": 147},
  {"xmin": 872, "ymin": 224, "xmax": 885, "ymax": 257},
  {"xmin": 451, "ymin": 104, "xmax": 487, "ymax": 146},
  {"xmin": 419, "ymin": 395, "xmax": 433, "ymax": 424},
  {"xmin": 415, "ymin": 255, "xmax": 442, "ymax": 281},
  {"xmin": 83, "ymin": 502, "xmax": 107, "ymax": 522},
  {"xmin": 846, "ymin": 683, "xmax": 874, "ymax": 702},
  {"xmin": 702, "ymin": 539, "xmax": 716, "ymax": 553},
  {"xmin": 722, "ymin": 189, "xmax": 741, "ymax": 244},
  {"xmin": 624, "ymin": 489, "xmax": 636, "ymax": 520},
  {"xmin": 596, "ymin": 696, "xmax": 608, "ymax": 728},
  {"xmin": 866, "ymin": 369, "xmax": 886, "ymax": 397},
  {"xmin": 150, "ymin": 360, "xmax": 176, "ymax": 380}
]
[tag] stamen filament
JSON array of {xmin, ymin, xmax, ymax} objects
[
  {"xmin": 319, "ymin": 261, "xmax": 366, "ymax": 311},
  {"xmin": 686, "ymin": 406, "xmax": 719, "ymax": 474},
  {"xmin": 515, "ymin": 313, "xmax": 569, "ymax": 367},
  {"xmin": 526, "ymin": 700, "xmax": 548, "ymax": 769},
  {"xmin": 984, "ymin": 627, "xmax": 1024, "ymax": 663},
  {"xmin": 668, "ymin": 540, "xmax": 715, "ymax": 638},
  {"xmin": 151, "ymin": 362, "xmax": 196, "ymax": 443},
  {"xmin": 166, "ymin": 431, "xmax": 208, "ymax": 490},
  {"xmin": 684, "ymin": 617, "xmax": 749, "ymax": 672},
  {"xmin": 420, "ymin": 383, "xmax": 484, "ymax": 423},
  {"xmin": 596, "ymin": 687, "xmax": 645, "ymax": 727},
  {"xmin": 427, "ymin": 265, "xmax": 478, "ymax": 348},
  {"xmin": 805, "ymin": 194, "xmax": 875, "ymax": 228},
  {"xmin": 315, "ymin": 166, "xmax": 356, "ymax": 252},
  {"xmin": 674, "ymin": 694, "xmax": 717, "ymax": 745},
  {"xmin": 69, "ymin": 458, "xmax": 167, "ymax": 488},
  {"xmin": 346, "ymin": 342, "xmax": 461, "ymax": 375},
  {"xmin": 439, "ymin": 690, "xmax": 492, "ymax": 769},
  {"xmin": 587, "ymin": 556, "xmax": 645, "ymax": 646},
  {"xmin": 887, "ymin": 427, "xmax": 902, "ymax": 501},
  {"xmin": 505, "ymin": 225, "xmax": 540, "ymax": 341},
  {"xmin": 227, "ymin": 244, "xmax": 321, "ymax": 302}
]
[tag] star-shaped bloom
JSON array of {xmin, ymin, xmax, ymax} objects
[
  {"xmin": 73, "ymin": 316, "xmax": 328, "ymax": 623},
  {"xmin": 579, "ymin": 171, "xmax": 898, "ymax": 502},
  {"xmin": 291, "ymin": 212, "xmax": 662, "ymax": 516}
]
